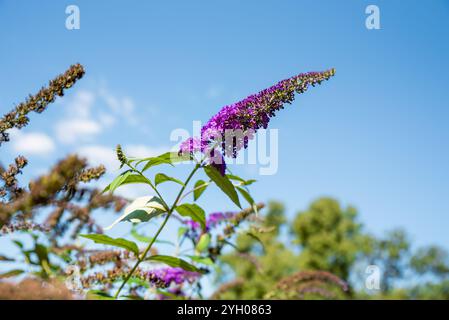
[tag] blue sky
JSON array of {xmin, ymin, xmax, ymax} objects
[{"xmin": 1, "ymin": 0, "xmax": 449, "ymax": 258}]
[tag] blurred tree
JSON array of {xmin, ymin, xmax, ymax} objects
[
  {"xmin": 291, "ymin": 198, "xmax": 367, "ymax": 281},
  {"xmin": 215, "ymin": 198, "xmax": 449, "ymax": 300},
  {"xmin": 216, "ymin": 201, "xmax": 300, "ymax": 299}
]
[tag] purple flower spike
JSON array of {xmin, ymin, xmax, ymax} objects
[
  {"xmin": 180, "ymin": 69, "xmax": 335, "ymax": 160},
  {"xmin": 147, "ymin": 267, "xmax": 200, "ymax": 287}
]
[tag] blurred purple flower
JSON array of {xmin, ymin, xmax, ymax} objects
[
  {"xmin": 147, "ymin": 267, "xmax": 200, "ymax": 287},
  {"xmin": 186, "ymin": 211, "xmax": 235, "ymax": 231}
]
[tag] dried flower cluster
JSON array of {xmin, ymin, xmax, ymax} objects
[
  {"xmin": 1, "ymin": 155, "xmax": 125, "ymax": 241},
  {"xmin": 0, "ymin": 64, "xmax": 132, "ymax": 299},
  {"xmin": 266, "ymin": 270, "xmax": 349, "ymax": 299},
  {"xmin": 0, "ymin": 64, "xmax": 85, "ymax": 145},
  {"xmin": 0, "ymin": 278, "xmax": 73, "ymax": 300}
]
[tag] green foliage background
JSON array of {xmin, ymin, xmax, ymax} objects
[{"xmin": 215, "ymin": 198, "xmax": 449, "ymax": 299}]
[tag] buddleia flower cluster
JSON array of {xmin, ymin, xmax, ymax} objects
[
  {"xmin": 75, "ymin": 67, "xmax": 336, "ymax": 300},
  {"xmin": 180, "ymin": 69, "xmax": 335, "ymax": 174}
]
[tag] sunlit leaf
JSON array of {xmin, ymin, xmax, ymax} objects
[
  {"xmin": 104, "ymin": 196, "xmax": 166, "ymax": 230},
  {"xmin": 139, "ymin": 152, "xmax": 192, "ymax": 172},
  {"xmin": 103, "ymin": 172, "xmax": 150, "ymax": 193},
  {"xmin": 187, "ymin": 255, "xmax": 214, "ymax": 266},
  {"xmin": 87, "ymin": 290, "xmax": 114, "ymax": 300},
  {"xmin": 154, "ymin": 173, "xmax": 184, "ymax": 186},
  {"xmin": 178, "ymin": 226, "xmax": 188, "ymax": 239},
  {"xmin": 175, "ymin": 203, "xmax": 206, "ymax": 230},
  {"xmin": 193, "ymin": 180, "xmax": 209, "ymax": 201},
  {"xmin": 236, "ymin": 186, "xmax": 258, "ymax": 214},
  {"xmin": 131, "ymin": 228, "xmax": 175, "ymax": 246},
  {"xmin": 80, "ymin": 234, "xmax": 139, "ymax": 255},
  {"xmin": 146, "ymin": 255, "xmax": 203, "ymax": 273},
  {"xmin": 195, "ymin": 233, "xmax": 211, "ymax": 253},
  {"xmin": 227, "ymin": 174, "xmax": 256, "ymax": 186}
]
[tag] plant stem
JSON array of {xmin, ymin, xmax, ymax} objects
[
  {"xmin": 126, "ymin": 162, "xmax": 170, "ymax": 211},
  {"xmin": 113, "ymin": 164, "xmax": 200, "ymax": 299}
]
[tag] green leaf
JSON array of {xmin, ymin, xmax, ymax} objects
[
  {"xmin": 0, "ymin": 269, "xmax": 24, "ymax": 279},
  {"xmin": 193, "ymin": 180, "xmax": 209, "ymax": 201},
  {"xmin": 195, "ymin": 233, "xmax": 211, "ymax": 253},
  {"xmin": 178, "ymin": 226, "xmax": 188, "ymax": 239},
  {"xmin": 13, "ymin": 240, "xmax": 23, "ymax": 249},
  {"xmin": 242, "ymin": 179, "xmax": 257, "ymax": 186},
  {"xmin": 103, "ymin": 173, "xmax": 150, "ymax": 193},
  {"xmin": 140, "ymin": 152, "xmax": 191, "ymax": 172},
  {"xmin": 103, "ymin": 170, "xmax": 130, "ymax": 193},
  {"xmin": 204, "ymin": 166, "xmax": 241, "ymax": 208},
  {"xmin": 175, "ymin": 204, "xmax": 206, "ymax": 230},
  {"xmin": 226, "ymin": 174, "xmax": 246, "ymax": 183},
  {"xmin": 146, "ymin": 255, "xmax": 203, "ymax": 273},
  {"xmin": 80, "ymin": 234, "xmax": 139, "ymax": 255},
  {"xmin": 154, "ymin": 173, "xmax": 184, "ymax": 186},
  {"xmin": 121, "ymin": 294, "xmax": 144, "ymax": 300},
  {"xmin": 187, "ymin": 255, "xmax": 214, "ymax": 266},
  {"xmin": 236, "ymin": 186, "xmax": 258, "ymax": 214},
  {"xmin": 87, "ymin": 290, "xmax": 114, "ymax": 300},
  {"xmin": 104, "ymin": 196, "xmax": 166, "ymax": 230},
  {"xmin": 227, "ymin": 174, "xmax": 256, "ymax": 186},
  {"xmin": 131, "ymin": 228, "xmax": 175, "ymax": 246}
]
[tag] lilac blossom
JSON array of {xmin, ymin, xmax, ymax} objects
[
  {"xmin": 186, "ymin": 212, "xmax": 235, "ymax": 231},
  {"xmin": 180, "ymin": 69, "xmax": 335, "ymax": 162},
  {"xmin": 147, "ymin": 267, "xmax": 200, "ymax": 287}
]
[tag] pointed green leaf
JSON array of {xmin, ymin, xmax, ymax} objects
[
  {"xmin": 178, "ymin": 226, "xmax": 188, "ymax": 239},
  {"xmin": 227, "ymin": 174, "xmax": 256, "ymax": 186},
  {"xmin": 146, "ymin": 255, "xmax": 203, "ymax": 273},
  {"xmin": 103, "ymin": 173, "xmax": 151, "ymax": 193},
  {"xmin": 243, "ymin": 179, "xmax": 257, "ymax": 186},
  {"xmin": 103, "ymin": 170, "xmax": 131, "ymax": 193},
  {"xmin": 131, "ymin": 228, "xmax": 175, "ymax": 246},
  {"xmin": 204, "ymin": 166, "xmax": 241, "ymax": 208},
  {"xmin": 195, "ymin": 233, "xmax": 211, "ymax": 253},
  {"xmin": 80, "ymin": 234, "xmax": 139, "ymax": 255},
  {"xmin": 187, "ymin": 255, "xmax": 214, "ymax": 266},
  {"xmin": 226, "ymin": 174, "xmax": 246, "ymax": 183},
  {"xmin": 154, "ymin": 173, "xmax": 184, "ymax": 186},
  {"xmin": 193, "ymin": 180, "xmax": 209, "ymax": 201},
  {"xmin": 0, "ymin": 269, "xmax": 24, "ymax": 279},
  {"xmin": 139, "ymin": 152, "xmax": 192, "ymax": 172},
  {"xmin": 175, "ymin": 203, "xmax": 206, "ymax": 230},
  {"xmin": 236, "ymin": 186, "xmax": 258, "ymax": 214},
  {"xmin": 87, "ymin": 290, "xmax": 115, "ymax": 300}
]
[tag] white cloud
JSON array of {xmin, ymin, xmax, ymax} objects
[
  {"xmin": 99, "ymin": 89, "xmax": 137, "ymax": 124},
  {"xmin": 77, "ymin": 145, "xmax": 119, "ymax": 173},
  {"xmin": 67, "ymin": 89, "xmax": 96, "ymax": 118},
  {"xmin": 55, "ymin": 89, "xmax": 103, "ymax": 144},
  {"xmin": 77, "ymin": 144, "xmax": 169, "ymax": 173},
  {"xmin": 10, "ymin": 131, "xmax": 55, "ymax": 155},
  {"xmin": 56, "ymin": 119, "xmax": 102, "ymax": 144},
  {"xmin": 114, "ymin": 184, "xmax": 153, "ymax": 200},
  {"xmin": 124, "ymin": 145, "xmax": 168, "ymax": 158}
]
